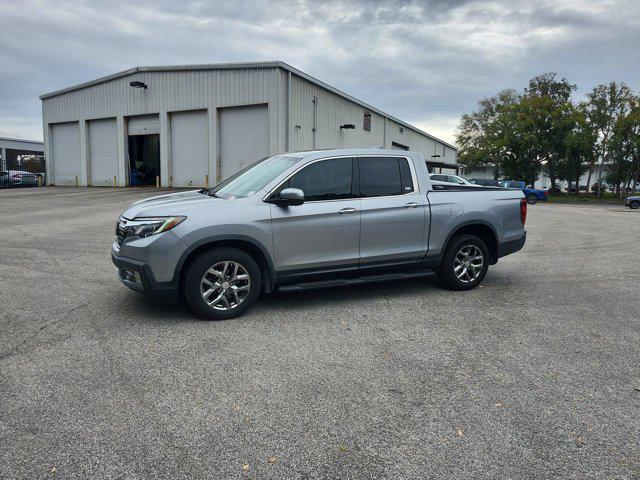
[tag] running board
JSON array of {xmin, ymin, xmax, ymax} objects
[{"xmin": 278, "ymin": 270, "xmax": 436, "ymax": 293}]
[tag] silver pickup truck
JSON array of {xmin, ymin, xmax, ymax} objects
[{"xmin": 112, "ymin": 149, "xmax": 527, "ymax": 320}]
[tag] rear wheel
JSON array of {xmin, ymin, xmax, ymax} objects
[
  {"xmin": 437, "ymin": 234, "xmax": 490, "ymax": 291},
  {"xmin": 527, "ymin": 194, "xmax": 537, "ymax": 205},
  {"xmin": 630, "ymin": 200, "xmax": 640, "ymax": 209},
  {"xmin": 183, "ymin": 248, "xmax": 261, "ymax": 320}
]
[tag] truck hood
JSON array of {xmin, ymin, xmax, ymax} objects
[{"xmin": 123, "ymin": 190, "xmax": 215, "ymax": 218}]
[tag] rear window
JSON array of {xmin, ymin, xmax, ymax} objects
[{"xmin": 360, "ymin": 157, "xmax": 411, "ymax": 197}]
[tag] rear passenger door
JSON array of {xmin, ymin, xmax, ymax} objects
[{"xmin": 358, "ymin": 156, "xmax": 426, "ymax": 268}]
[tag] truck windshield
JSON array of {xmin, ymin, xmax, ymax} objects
[{"xmin": 210, "ymin": 155, "xmax": 299, "ymax": 198}]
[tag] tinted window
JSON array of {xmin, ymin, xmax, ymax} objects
[
  {"xmin": 360, "ymin": 156, "xmax": 403, "ymax": 197},
  {"xmin": 398, "ymin": 158, "xmax": 414, "ymax": 193},
  {"xmin": 431, "ymin": 174, "xmax": 447, "ymax": 182},
  {"xmin": 282, "ymin": 157, "xmax": 353, "ymax": 201}
]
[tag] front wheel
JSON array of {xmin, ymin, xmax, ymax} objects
[
  {"xmin": 183, "ymin": 248, "xmax": 262, "ymax": 320},
  {"xmin": 630, "ymin": 200, "xmax": 640, "ymax": 209},
  {"xmin": 437, "ymin": 234, "xmax": 490, "ymax": 291},
  {"xmin": 527, "ymin": 195, "xmax": 537, "ymax": 205}
]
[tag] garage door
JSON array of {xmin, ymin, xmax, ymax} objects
[
  {"xmin": 171, "ymin": 110, "xmax": 208, "ymax": 187},
  {"xmin": 51, "ymin": 122, "xmax": 81, "ymax": 185},
  {"xmin": 219, "ymin": 104, "xmax": 269, "ymax": 180},
  {"xmin": 88, "ymin": 118, "xmax": 118, "ymax": 186}
]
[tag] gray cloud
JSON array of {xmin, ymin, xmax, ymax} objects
[{"xmin": 0, "ymin": 0, "xmax": 638, "ymax": 143}]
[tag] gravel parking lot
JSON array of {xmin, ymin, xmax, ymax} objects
[{"xmin": 1, "ymin": 187, "xmax": 639, "ymax": 479}]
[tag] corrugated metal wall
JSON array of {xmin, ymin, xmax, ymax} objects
[
  {"xmin": 288, "ymin": 75, "xmax": 386, "ymax": 151},
  {"xmin": 288, "ymin": 74, "xmax": 456, "ymax": 163},
  {"xmin": 42, "ymin": 65, "xmax": 455, "ymax": 187},
  {"xmin": 43, "ymin": 68, "xmax": 286, "ymax": 186}
]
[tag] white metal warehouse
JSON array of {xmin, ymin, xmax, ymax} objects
[{"xmin": 40, "ymin": 61, "xmax": 458, "ymax": 188}]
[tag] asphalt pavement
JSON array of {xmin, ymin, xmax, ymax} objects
[{"xmin": 1, "ymin": 187, "xmax": 638, "ymax": 479}]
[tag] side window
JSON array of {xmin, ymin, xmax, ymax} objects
[
  {"xmin": 431, "ymin": 174, "xmax": 446, "ymax": 182},
  {"xmin": 398, "ymin": 158, "xmax": 414, "ymax": 193},
  {"xmin": 359, "ymin": 156, "xmax": 405, "ymax": 197},
  {"xmin": 281, "ymin": 157, "xmax": 354, "ymax": 202}
]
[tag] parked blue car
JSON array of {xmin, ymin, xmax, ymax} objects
[{"xmin": 499, "ymin": 181, "xmax": 548, "ymax": 205}]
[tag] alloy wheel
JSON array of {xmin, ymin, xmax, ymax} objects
[
  {"xmin": 200, "ymin": 261, "xmax": 251, "ymax": 311},
  {"xmin": 454, "ymin": 245, "xmax": 484, "ymax": 284}
]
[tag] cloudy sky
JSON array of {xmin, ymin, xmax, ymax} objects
[{"xmin": 1, "ymin": 0, "xmax": 639, "ymax": 144}]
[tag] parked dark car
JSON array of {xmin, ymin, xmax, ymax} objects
[
  {"xmin": 0, "ymin": 170, "xmax": 41, "ymax": 188},
  {"xmin": 626, "ymin": 196, "xmax": 640, "ymax": 209},
  {"xmin": 469, "ymin": 178, "xmax": 500, "ymax": 187}
]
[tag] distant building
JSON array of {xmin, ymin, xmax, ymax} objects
[
  {"xmin": 0, "ymin": 137, "xmax": 44, "ymax": 171},
  {"xmin": 40, "ymin": 61, "xmax": 457, "ymax": 187}
]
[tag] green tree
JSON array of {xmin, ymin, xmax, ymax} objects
[
  {"xmin": 581, "ymin": 82, "xmax": 635, "ymax": 196},
  {"xmin": 607, "ymin": 106, "xmax": 640, "ymax": 196},
  {"xmin": 557, "ymin": 107, "xmax": 595, "ymax": 194},
  {"xmin": 456, "ymin": 89, "xmax": 519, "ymax": 179},
  {"xmin": 456, "ymin": 73, "xmax": 581, "ymax": 187},
  {"xmin": 523, "ymin": 73, "xmax": 577, "ymax": 191}
]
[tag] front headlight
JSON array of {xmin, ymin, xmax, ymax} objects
[{"xmin": 121, "ymin": 216, "xmax": 186, "ymax": 240}]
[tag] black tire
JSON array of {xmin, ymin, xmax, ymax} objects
[
  {"xmin": 183, "ymin": 248, "xmax": 261, "ymax": 320},
  {"xmin": 630, "ymin": 200, "xmax": 640, "ymax": 210},
  {"xmin": 437, "ymin": 234, "xmax": 490, "ymax": 291},
  {"xmin": 527, "ymin": 195, "xmax": 537, "ymax": 205}
]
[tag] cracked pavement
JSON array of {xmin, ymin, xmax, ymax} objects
[{"xmin": 1, "ymin": 187, "xmax": 639, "ymax": 479}]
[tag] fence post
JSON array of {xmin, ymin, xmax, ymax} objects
[
  {"xmin": 75, "ymin": 176, "xmax": 79, "ymax": 187},
  {"xmin": 156, "ymin": 176, "xmax": 160, "ymax": 189},
  {"xmin": 114, "ymin": 175, "xmax": 117, "ymax": 188},
  {"xmin": 205, "ymin": 174, "xmax": 209, "ymax": 189}
]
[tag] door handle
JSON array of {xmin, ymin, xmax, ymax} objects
[
  {"xmin": 404, "ymin": 202, "xmax": 421, "ymax": 208},
  {"xmin": 338, "ymin": 207, "xmax": 358, "ymax": 214}
]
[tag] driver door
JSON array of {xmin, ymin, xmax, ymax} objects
[{"xmin": 269, "ymin": 157, "xmax": 361, "ymax": 280}]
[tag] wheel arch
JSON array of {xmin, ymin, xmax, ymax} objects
[
  {"xmin": 443, "ymin": 221, "xmax": 499, "ymax": 265},
  {"xmin": 174, "ymin": 235, "xmax": 277, "ymax": 294}
]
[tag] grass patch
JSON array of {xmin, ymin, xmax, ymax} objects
[{"xmin": 547, "ymin": 192, "xmax": 627, "ymax": 204}]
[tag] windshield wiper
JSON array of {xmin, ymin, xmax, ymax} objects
[{"xmin": 198, "ymin": 188, "xmax": 219, "ymax": 197}]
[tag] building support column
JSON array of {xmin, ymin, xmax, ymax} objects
[
  {"xmin": 79, "ymin": 119, "xmax": 89, "ymax": 186},
  {"xmin": 286, "ymin": 71, "xmax": 291, "ymax": 152},
  {"xmin": 208, "ymin": 107, "xmax": 218, "ymax": 186},
  {"xmin": 160, "ymin": 111, "xmax": 170, "ymax": 187},
  {"xmin": 383, "ymin": 117, "xmax": 387, "ymax": 149},
  {"xmin": 116, "ymin": 116, "xmax": 127, "ymax": 187}
]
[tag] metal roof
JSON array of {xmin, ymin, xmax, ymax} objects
[
  {"xmin": 0, "ymin": 137, "xmax": 44, "ymax": 151},
  {"xmin": 39, "ymin": 61, "xmax": 456, "ymax": 150}
]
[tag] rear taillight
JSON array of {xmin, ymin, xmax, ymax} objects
[
  {"xmin": 543, "ymin": 190, "xmax": 548, "ymax": 196},
  {"xmin": 12, "ymin": 174, "xmax": 21, "ymax": 179},
  {"xmin": 520, "ymin": 198, "xmax": 527, "ymax": 225}
]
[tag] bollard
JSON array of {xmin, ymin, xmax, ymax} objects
[
  {"xmin": 38, "ymin": 176, "xmax": 42, "ymax": 188},
  {"xmin": 205, "ymin": 174, "xmax": 209, "ymax": 189},
  {"xmin": 75, "ymin": 176, "xmax": 79, "ymax": 187},
  {"xmin": 114, "ymin": 176, "xmax": 117, "ymax": 188},
  {"xmin": 156, "ymin": 175, "xmax": 160, "ymax": 188}
]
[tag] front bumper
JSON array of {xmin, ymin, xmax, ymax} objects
[
  {"xmin": 111, "ymin": 251, "xmax": 179, "ymax": 301},
  {"xmin": 497, "ymin": 231, "xmax": 527, "ymax": 259}
]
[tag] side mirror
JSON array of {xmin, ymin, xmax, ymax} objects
[{"xmin": 271, "ymin": 187, "xmax": 304, "ymax": 206}]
